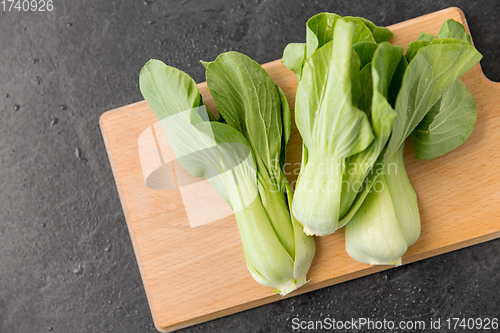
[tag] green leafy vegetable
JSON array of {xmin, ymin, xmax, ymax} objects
[
  {"xmin": 438, "ymin": 19, "xmax": 472, "ymax": 44},
  {"xmin": 341, "ymin": 40, "xmax": 481, "ymax": 228},
  {"xmin": 405, "ymin": 38, "xmax": 469, "ymax": 63},
  {"xmin": 282, "ymin": 15, "xmax": 481, "ymax": 268},
  {"xmin": 356, "ymin": 16, "xmax": 394, "ymax": 43},
  {"xmin": 417, "ymin": 32, "xmax": 435, "ymax": 41},
  {"xmin": 339, "ymin": 42, "xmax": 401, "ymax": 221},
  {"xmin": 292, "ymin": 18, "xmax": 374, "ymax": 236},
  {"xmin": 205, "ymin": 51, "xmax": 294, "ymax": 257},
  {"xmin": 139, "ymin": 56, "xmax": 315, "ymax": 295},
  {"xmin": 411, "ymin": 79, "xmax": 477, "ymax": 159},
  {"xmin": 282, "ymin": 13, "xmax": 390, "ymax": 81},
  {"xmin": 282, "ymin": 43, "xmax": 306, "ymax": 80},
  {"xmin": 384, "ymin": 43, "xmax": 482, "ymax": 162},
  {"xmin": 341, "ymin": 20, "xmax": 481, "ymax": 265}
]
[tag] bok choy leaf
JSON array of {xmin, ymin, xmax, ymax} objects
[{"xmin": 410, "ymin": 79, "xmax": 477, "ymax": 159}]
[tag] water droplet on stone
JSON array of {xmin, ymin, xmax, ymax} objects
[
  {"xmin": 143, "ymin": 1, "xmax": 148, "ymax": 5},
  {"xmin": 73, "ymin": 264, "xmax": 83, "ymax": 275},
  {"xmin": 59, "ymin": 104, "xmax": 67, "ymax": 110},
  {"xmin": 13, "ymin": 104, "xmax": 20, "ymax": 111},
  {"xmin": 104, "ymin": 245, "xmax": 112, "ymax": 252},
  {"xmin": 40, "ymin": 223, "xmax": 46, "ymax": 228},
  {"xmin": 75, "ymin": 148, "xmax": 81, "ymax": 159},
  {"xmin": 33, "ymin": 58, "xmax": 39, "ymax": 64},
  {"xmin": 67, "ymin": 22, "xmax": 73, "ymax": 27},
  {"xmin": 51, "ymin": 118, "xmax": 59, "ymax": 126},
  {"xmin": 48, "ymin": 327, "xmax": 53, "ymax": 331}
]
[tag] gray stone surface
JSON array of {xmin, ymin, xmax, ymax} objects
[{"xmin": 0, "ymin": 0, "xmax": 498, "ymax": 332}]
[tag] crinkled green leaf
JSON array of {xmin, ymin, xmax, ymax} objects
[
  {"xmin": 437, "ymin": 19, "xmax": 472, "ymax": 44},
  {"xmin": 140, "ymin": 60, "xmax": 257, "ymax": 209},
  {"xmin": 305, "ymin": 13, "xmax": 375, "ymax": 59},
  {"xmin": 387, "ymin": 55, "xmax": 407, "ymax": 107},
  {"xmin": 356, "ymin": 16, "xmax": 394, "ymax": 43},
  {"xmin": 305, "ymin": 12, "xmax": 341, "ymax": 58},
  {"xmin": 282, "ymin": 43, "xmax": 306, "ymax": 80},
  {"xmin": 356, "ymin": 63, "xmax": 373, "ymax": 113},
  {"xmin": 296, "ymin": 22, "xmax": 373, "ymax": 157},
  {"xmin": 205, "ymin": 51, "xmax": 285, "ymax": 183},
  {"xmin": 344, "ymin": 16, "xmax": 377, "ymax": 44},
  {"xmin": 411, "ymin": 79, "xmax": 477, "ymax": 159},
  {"xmin": 417, "ymin": 32, "xmax": 435, "ymax": 41},
  {"xmin": 353, "ymin": 41, "xmax": 378, "ymax": 68},
  {"xmin": 350, "ymin": 48, "xmax": 362, "ymax": 109},
  {"xmin": 385, "ymin": 42, "xmax": 482, "ymax": 162},
  {"xmin": 340, "ymin": 41, "xmax": 482, "ymax": 227},
  {"xmin": 139, "ymin": 59, "xmax": 203, "ymax": 119},
  {"xmin": 406, "ymin": 37, "xmax": 469, "ymax": 63}
]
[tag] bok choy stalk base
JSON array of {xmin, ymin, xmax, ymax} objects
[{"xmin": 139, "ymin": 53, "xmax": 315, "ymax": 295}]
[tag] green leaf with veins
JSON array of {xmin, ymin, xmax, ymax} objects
[{"xmin": 411, "ymin": 79, "xmax": 477, "ymax": 159}]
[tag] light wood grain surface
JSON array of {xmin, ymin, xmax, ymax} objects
[{"xmin": 99, "ymin": 7, "xmax": 500, "ymax": 332}]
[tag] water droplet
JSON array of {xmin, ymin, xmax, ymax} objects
[
  {"xmin": 73, "ymin": 264, "xmax": 83, "ymax": 275},
  {"xmin": 40, "ymin": 223, "xmax": 46, "ymax": 228},
  {"xmin": 51, "ymin": 118, "xmax": 59, "ymax": 126},
  {"xmin": 58, "ymin": 104, "xmax": 66, "ymax": 110},
  {"xmin": 13, "ymin": 104, "xmax": 20, "ymax": 111},
  {"xmin": 48, "ymin": 327, "xmax": 53, "ymax": 332},
  {"xmin": 67, "ymin": 22, "xmax": 73, "ymax": 27},
  {"xmin": 143, "ymin": 1, "xmax": 148, "ymax": 5},
  {"xmin": 35, "ymin": 77, "xmax": 42, "ymax": 85},
  {"xmin": 104, "ymin": 245, "xmax": 111, "ymax": 252},
  {"xmin": 75, "ymin": 148, "xmax": 81, "ymax": 159},
  {"xmin": 33, "ymin": 58, "xmax": 39, "ymax": 64}
]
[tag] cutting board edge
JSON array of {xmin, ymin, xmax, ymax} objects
[
  {"xmin": 152, "ymin": 229, "xmax": 500, "ymax": 332},
  {"xmin": 99, "ymin": 116, "xmax": 165, "ymax": 329}
]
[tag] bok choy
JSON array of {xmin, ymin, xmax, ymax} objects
[
  {"xmin": 344, "ymin": 20, "xmax": 482, "ymax": 265},
  {"xmin": 139, "ymin": 53, "xmax": 315, "ymax": 295},
  {"xmin": 283, "ymin": 14, "xmax": 481, "ymax": 265},
  {"xmin": 285, "ymin": 14, "xmax": 396, "ymax": 236}
]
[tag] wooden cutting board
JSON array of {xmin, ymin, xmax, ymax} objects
[{"xmin": 100, "ymin": 7, "xmax": 500, "ymax": 333}]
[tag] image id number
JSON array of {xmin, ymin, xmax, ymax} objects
[{"xmin": 1, "ymin": 0, "xmax": 54, "ymax": 11}]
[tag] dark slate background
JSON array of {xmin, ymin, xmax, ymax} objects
[{"xmin": 1, "ymin": 1, "xmax": 499, "ymax": 332}]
